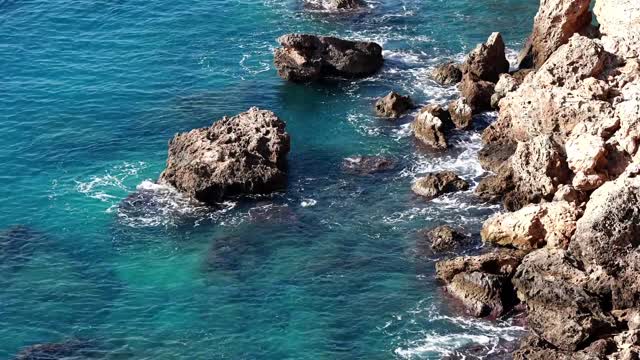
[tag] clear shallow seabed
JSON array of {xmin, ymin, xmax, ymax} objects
[{"xmin": 1, "ymin": 0, "xmax": 538, "ymax": 358}]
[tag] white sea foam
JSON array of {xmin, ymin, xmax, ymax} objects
[
  {"xmin": 301, "ymin": 198, "xmax": 317, "ymax": 207},
  {"xmin": 75, "ymin": 161, "xmax": 147, "ymax": 202}
]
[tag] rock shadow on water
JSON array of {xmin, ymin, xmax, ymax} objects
[{"xmin": 0, "ymin": 225, "xmax": 45, "ymax": 271}]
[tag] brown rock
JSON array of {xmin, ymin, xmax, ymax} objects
[
  {"xmin": 447, "ymin": 271, "xmax": 515, "ymax": 318},
  {"xmin": 478, "ymin": 141, "xmax": 516, "ymax": 173},
  {"xmin": 475, "ymin": 171, "xmax": 515, "ymax": 203},
  {"xmin": 158, "ymin": 108, "xmax": 291, "ymax": 204},
  {"xmin": 435, "ymin": 248, "xmax": 526, "ymax": 283},
  {"xmin": 462, "ymin": 32, "xmax": 510, "ymax": 83},
  {"xmin": 432, "ymin": 62, "xmax": 463, "ymax": 85},
  {"xmin": 459, "ymin": 73, "xmax": 495, "ymax": 113},
  {"xmin": 374, "ymin": 91, "xmax": 413, "ymax": 118},
  {"xmin": 273, "ymin": 34, "xmax": 383, "ymax": 82},
  {"xmin": 448, "ymin": 98, "xmax": 473, "ymax": 129},
  {"xmin": 411, "ymin": 104, "xmax": 452, "ymax": 149},
  {"xmin": 411, "ymin": 171, "xmax": 469, "ymax": 200},
  {"xmin": 517, "ymin": 0, "xmax": 592, "ymax": 69},
  {"xmin": 418, "ymin": 225, "xmax": 469, "ymax": 254},
  {"xmin": 341, "ymin": 155, "xmax": 396, "ymax": 175}
]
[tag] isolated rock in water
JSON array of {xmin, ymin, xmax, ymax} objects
[
  {"xmin": 411, "ymin": 104, "xmax": 451, "ymax": 149},
  {"xmin": 447, "ymin": 271, "xmax": 515, "ymax": 318},
  {"xmin": 459, "ymin": 73, "xmax": 495, "ymax": 112},
  {"xmin": 159, "ymin": 108, "xmax": 290, "ymax": 204},
  {"xmin": 418, "ymin": 225, "xmax": 469, "ymax": 254},
  {"xmin": 374, "ymin": 91, "xmax": 413, "ymax": 118},
  {"xmin": 432, "ymin": 62, "xmax": 463, "ymax": 85},
  {"xmin": 462, "ymin": 32, "xmax": 510, "ymax": 83},
  {"xmin": 594, "ymin": 0, "xmax": 640, "ymax": 59},
  {"xmin": 15, "ymin": 339, "xmax": 89, "ymax": 360},
  {"xmin": 448, "ymin": 98, "xmax": 473, "ymax": 129},
  {"xmin": 411, "ymin": 171, "xmax": 469, "ymax": 200},
  {"xmin": 435, "ymin": 248, "xmax": 526, "ymax": 283},
  {"xmin": 510, "ymin": 135, "xmax": 569, "ymax": 201},
  {"xmin": 517, "ymin": 0, "xmax": 592, "ymax": 69},
  {"xmin": 342, "ymin": 155, "xmax": 396, "ymax": 175},
  {"xmin": 481, "ymin": 201, "xmax": 580, "ymax": 251},
  {"xmin": 513, "ymin": 248, "xmax": 615, "ymax": 351},
  {"xmin": 274, "ymin": 34, "xmax": 383, "ymax": 82},
  {"xmin": 326, "ymin": 0, "xmax": 364, "ymax": 10}
]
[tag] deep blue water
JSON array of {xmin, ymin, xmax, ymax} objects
[{"xmin": 1, "ymin": 1, "xmax": 538, "ymax": 358}]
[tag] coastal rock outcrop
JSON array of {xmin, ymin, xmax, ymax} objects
[
  {"xmin": 158, "ymin": 108, "xmax": 291, "ymax": 204},
  {"xmin": 435, "ymin": 248, "xmax": 526, "ymax": 283},
  {"xmin": 448, "ymin": 98, "xmax": 473, "ymax": 129},
  {"xmin": 417, "ymin": 225, "xmax": 469, "ymax": 254},
  {"xmin": 594, "ymin": 0, "xmax": 640, "ymax": 59},
  {"xmin": 459, "ymin": 73, "xmax": 495, "ymax": 113},
  {"xmin": 411, "ymin": 171, "xmax": 469, "ymax": 200},
  {"xmin": 432, "ymin": 62, "xmax": 463, "ymax": 85},
  {"xmin": 411, "ymin": 104, "xmax": 452, "ymax": 149},
  {"xmin": 274, "ymin": 34, "xmax": 383, "ymax": 82},
  {"xmin": 517, "ymin": 0, "xmax": 592, "ymax": 69},
  {"xmin": 342, "ymin": 155, "xmax": 396, "ymax": 175},
  {"xmin": 374, "ymin": 91, "xmax": 413, "ymax": 118},
  {"xmin": 462, "ymin": 32, "xmax": 510, "ymax": 83}
]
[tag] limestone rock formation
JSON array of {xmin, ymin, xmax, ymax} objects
[
  {"xmin": 435, "ymin": 248, "xmax": 526, "ymax": 283},
  {"xmin": 594, "ymin": 0, "xmax": 640, "ymax": 59},
  {"xmin": 418, "ymin": 225, "xmax": 469, "ymax": 254},
  {"xmin": 447, "ymin": 271, "xmax": 515, "ymax": 318},
  {"xmin": 411, "ymin": 171, "xmax": 469, "ymax": 200},
  {"xmin": 448, "ymin": 98, "xmax": 473, "ymax": 129},
  {"xmin": 374, "ymin": 91, "xmax": 413, "ymax": 118},
  {"xmin": 459, "ymin": 73, "xmax": 495, "ymax": 112},
  {"xmin": 432, "ymin": 62, "xmax": 463, "ymax": 85},
  {"xmin": 159, "ymin": 108, "xmax": 291, "ymax": 204},
  {"xmin": 462, "ymin": 32, "xmax": 510, "ymax": 83},
  {"xmin": 341, "ymin": 155, "xmax": 396, "ymax": 175},
  {"xmin": 274, "ymin": 34, "xmax": 383, "ymax": 82},
  {"xmin": 411, "ymin": 104, "xmax": 452, "ymax": 149}
]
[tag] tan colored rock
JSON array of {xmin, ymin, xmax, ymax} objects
[
  {"xmin": 462, "ymin": 32, "xmax": 510, "ymax": 83},
  {"xmin": 594, "ymin": 0, "xmax": 640, "ymax": 59},
  {"xmin": 511, "ymin": 135, "xmax": 569, "ymax": 200},
  {"xmin": 565, "ymin": 129, "xmax": 610, "ymax": 191},
  {"xmin": 481, "ymin": 201, "xmax": 580, "ymax": 250},
  {"xmin": 411, "ymin": 171, "xmax": 469, "ymax": 200},
  {"xmin": 459, "ymin": 73, "xmax": 495, "ymax": 112},
  {"xmin": 491, "ymin": 73, "xmax": 519, "ymax": 109},
  {"xmin": 517, "ymin": 0, "xmax": 592, "ymax": 69},
  {"xmin": 411, "ymin": 105, "xmax": 451, "ymax": 149},
  {"xmin": 435, "ymin": 248, "xmax": 526, "ymax": 283},
  {"xmin": 448, "ymin": 98, "xmax": 473, "ymax": 129},
  {"xmin": 374, "ymin": 91, "xmax": 413, "ymax": 118}
]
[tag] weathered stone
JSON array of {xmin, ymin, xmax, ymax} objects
[
  {"xmin": 274, "ymin": 34, "xmax": 383, "ymax": 82},
  {"xmin": 341, "ymin": 155, "xmax": 396, "ymax": 175},
  {"xmin": 462, "ymin": 32, "xmax": 510, "ymax": 83},
  {"xmin": 478, "ymin": 141, "xmax": 516, "ymax": 173},
  {"xmin": 435, "ymin": 248, "xmax": 526, "ymax": 283},
  {"xmin": 411, "ymin": 104, "xmax": 452, "ymax": 149},
  {"xmin": 517, "ymin": 0, "xmax": 592, "ymax": 69},
  {"xmin": 159, "ymin": 108, "xmax": 290, "ymax": 204},
  {"xmin": 447, "ymin": 271, "xmax": 515, "ymax": 318},
  {"xmin": 432, "ymin": 62, "xmax": 463, "ymax": 85},
  {"xmin": 448, "ymin": 98, "xmax": 473, "ymax": 129},
  {"xmin": 594, "ymin": 0, "xmax": 640, "ymax": 59},
  {"xmin": 417, "ymin": 225, "xmax": 469, "ymax": 254},
  {"xmin": 411, "ymin": 171, "xmax": 469, "ymax": 200},
  {"xmin": 491, "ymin": 72, "xmax": 531, "ymax": 109},
  {"xmin": 374, "ymin": 91, "xmax": 413, "ymax": 118},
  {"xmin": 475, "ymin": 171, "xmax": 515, "ymax": 203},
  {"xmin": 459, "ymin": 73, "xmax": 495, "ymax": 112}
]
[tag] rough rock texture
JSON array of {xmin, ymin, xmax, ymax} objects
[
  {"xmin": 435, "ymin": 248, "xmax": 526, "ymax": 283},
  {"xmin": 411, "ymin": 104, "xmax": 452, "ymax": 149},
  {"xmin": 478, "ymin": 141, "xmax": 516, "ymax": 173},
  {"xmin": 328, "ymin": 0, "xmax": 363, "ymax": 10},
  {"xmin": 447, "ymin": 271, "xmax": 515, "ymax": 318},
  {"xmin": 459, "ymin": 73, "xmax": 495, "ymax": 112},
  {"xmin": 462, "ymin": 32, "xmax": 510, "ymax": 83},
  {"xmin": 274, "ymin": 34, "xmax": 383, "ymax": 82},
  {"xmin": 341, "ymin": 155, "xmax": 396, "ymax": 175},
  {"xmin": 432, "ymin": 62, "xmax": 463, "ymax": 85},
  {"xmin": 418, "ymin": 225, "xmax": 469, "ymax": 254},
  {"xmin": 374, "ymin": 91, "xmax": 413, "ymax": 118},
  {"xmin": 448, "ymin": 98, "xmax": 473, "ymax": 129},
  {"xmin": 491, "ymin": 71, "xmax": 532, "ymax": 109},
  {"xmin": 411, "ymin": 171, "xmax": 469, "ymax": 200},
  {"xmin": 517, "ymin": 0, "xmax": 592, "ymax": 69},
  {"xmin": 159, "ymin": 108, "xmax": 291, "ymax": 204},
  {"xmin": 481, "ymin": 201, "xmax": 581, "ymax": 251},
  {"xmin": 475, "ymin": 170, "xmax": 515, "ymax": 203},
  {"xmin": 594, "ymin": 0, "xmax": 640, "ymax": 59}
]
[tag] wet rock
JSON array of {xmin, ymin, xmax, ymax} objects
[
  {"xmin": 374, "ymin": 91, "xmax": 413, "ymax": 118},
  {"xmin": 435, "ymin": 248, "xmax": 526, "ymax": 283},
  {"xmin": 248, "ymin": 203, "xmax": 298, "ymax": 225},
  {"xmin": 478, "ymin": 141, "xmax": 516, "ymax": 173},
  {"xmin": 204, "ymin": 235, "xmax": 257, "ymax": 272},
  {"xmin": 517, "ymin": 0, "xmax": 592, "ymax": 69},
  {"xmin": 411, "ymin": 171, "xmax": 469, "ymax": 200},
  {"xmin": 312, "ymin": 0, "xmax": 364, "ymax": 10},
  {"xmin": 273, "ymin": 34, "xmax": 383, "ymax": 82},
  {"xmin": 411, "ymin": 104, "xmax": 452, "ymax": 149},
  {"xmin": 459, "ymin": 73, "xmax": 495, "ymax": 113},
  {"xmin": 447, "ymin": 271, "xmax": 516, "ymax": 318},
  {"xmin": 0, "ymin": 225, "xmax": 44, "ymax": 269},
  {"xmin": 432, "ymin": 62, "xmax": 463, "ymax": 85},
  {"xmin": 158, "ymin": 107, "xmax": 291, "ymax": 205},
  {"xmin": 417, "ymin": 225, "xmax": 469, "ymax": 254},
  {"xmin": 462, "ymin": 32, "xmax": 510, "ymax": 83},
  {"xmin": 341, "ymin": 155, "xmax": 396, "ymax": 175},
  {"xmin": 448, "ymin": 98, "xmax": 473, "ymax": 129},
  {"xmin": 475, "ymin": 170, "xmax": 515, "ymax": 203},
  {"xmin": 512, "ymin": 248, "xmax": 616, "ymax": 351},
  {"xmin": 481, "ymin": 201, "xmax": 581, "ymax": 251},
  {"xmin": 14, "ymin": 339, "xmax": 89, "ymax": 360}
]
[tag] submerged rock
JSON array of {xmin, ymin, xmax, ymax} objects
[
  {"xmin": 0, "ymin": 225, "xmax": 44, "ymax": 269},
  {"xmin": 417, "ymin": 225, "xmax": 469, "ymax": 254},
  {"xmin": 14, "ymin": 339, "xmax": 89, "ymax": 360},
  {"xmin": 462, "ymin": 32, "xmax": 510, "ymax": 83},
  {"xmin": 273, "ymin": 34, "xmax": 383, "ymax": 82},
  {"xmin": 374, "ymin": 91, "xmax": 413, "ymax": 118},
  {"xmin": 432, "ymin": 62, "xmax": 463, "ymax": 85},
  {"xmin": 411, "ymin": 104, "xmax": 452, "ymax": 149},
  {"xmin": 158, "ymin": 108, "xmax": 291, "ymax": 205},
  {"xmin": 341, "ymin": 155, "xmax": 396, "ymax": 175},
  {"xmin": 411, "ymin": 171, "xmax": 469, "ymax": 200}
]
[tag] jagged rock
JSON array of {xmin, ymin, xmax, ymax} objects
[
  {"xmin": 14, "ymin": 339, "xmax": 89, "ymax": 360},
  {"xmin": 417, "ymin": 225, "xmax": 469, "ymax": 254},
  {"xmin": 273, "ymin": 34, "xmax": 383, "ymax": 82},
  {"xmin": 517, "ymin": 0, "xmax": 592, "ymax": 69},
  {"xmin": 510, "ymin": 135, "xmax": 569, "ymax": 201},
  {"xmin": 513, "ymin": 248, "xmax": 616, "ymax": 351},
  {"xmin": 448, "ymin": 98, "xmax": 473, "ymax": 129},
  {"xmin": 594, "ymin": 0, "xmax": 640, "ymax": 59},
  {"xmin": 411, "ymin": 104, "xmax": 452, "ymax": 149},
  {"xmin": 411, "ymin": 171, "xmax": 469, "ymax": 200},
  {"xmin": 513, "ymin": 334, "xmax": 616, "ymax": 360},
  {"xmin": 490, "ymin": 71, "xmax": 532, "ymax": 109},
  {"xmin": 325, "ymin": 0, "xmax": 364, "ymax": 10},
  {"xmin": 462, "ymin": 32, "xmax": 510, "ymax": 83},
  {"xmin": 566, "ymin": 128, "xmax": 609, "ymax": 191},
  {"xmin": 435, "ymin": 248, "xmax": 526, "ymax": 283},
  {"xmin": 374, "ymin": 91, "xmax": 413, "ymax": 118},
  {"xmin": 552, "ymin": 184, "xmax": 588, "ymax": 204},
  {"xmin": 481, "ymin": 201, "xmax": 581, "ymax": 251},
  {"xmin": 459, "ymin": 73, "xmax": 495, "ymax": 112},
  {"xmin": 502, "ymin": 190, "xmax": 544, "ymax": 212},
  {"xmin": 158, "ymin": 108, "xmax": 291, "ymax": 204},
  {"xmin": 341, "ymin": 155, "xmax": 396, "ymax": 175},
  {"xmin": 432, "ymin": 62, "xmax": 463, "ymax": 85},
  {"xmin": 447, "ymin": 271, "xmax": 516, "ymax": 318},
  {"xmin": 478, "ymin": 141, "xmax": 516, "ymax": 173},
  {"xmin": 475, "ymin": 170, "xmax": 515, "ymax": 203}
]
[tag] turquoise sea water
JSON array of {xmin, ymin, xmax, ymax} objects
[{"xmin": 1, "ymin": 1, "xmax": 538, "ymax": 358}]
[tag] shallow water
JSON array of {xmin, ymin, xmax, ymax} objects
[{"xmin": 1, "ymin": 0, "xmax": 537, "ymax": 358}]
